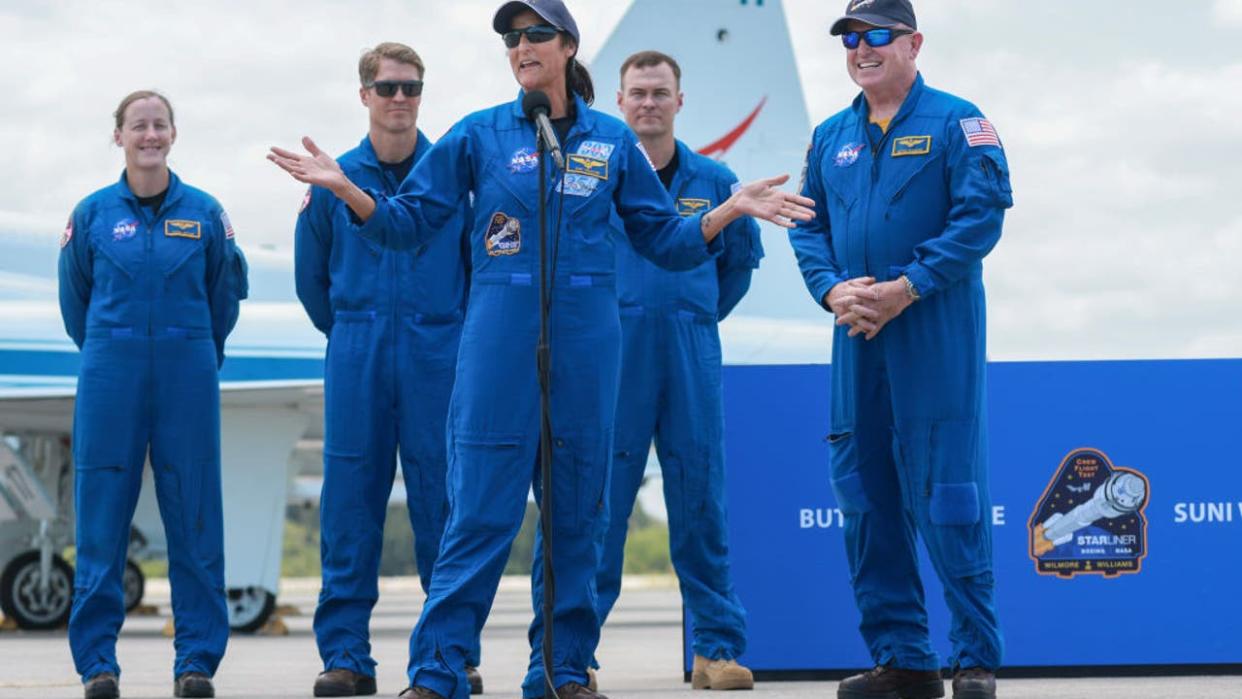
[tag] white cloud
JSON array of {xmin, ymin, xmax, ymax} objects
[
  {"xmin": 1215, "ymin": 0, "xmax": 1242, "ymax": 25},
  {"xmin": 2, "ymin": 0, "xmax": 1240, "ymax": 363}
]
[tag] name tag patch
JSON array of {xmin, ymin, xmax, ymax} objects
[
  {"xmin": 485, "ymin": 212, "xmax": 521, "ymax": 256},
  {"xmin": 577, "ymin": 140, "xmax": 615, "ymax": 160},
  {"xmin": 557, "ymin": 174, "xmax": 600, "ymax": 197},
  {"xmin": 566, "ymin": 154, "xmax": 608, "ymax": 180},
  {"xmin": 676, "ymin": 198, "xmax": 711, "ymax": 217},
  {"xmin": 892, "ymin": 135, "xmax": 932, "ymax": 157},
  {"xmin": 164, "ymin": 219, "xmax": 201, "ymax": 239}
]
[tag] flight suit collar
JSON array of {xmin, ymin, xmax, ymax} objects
[
  {"xmin": 667, "ymin": 139, "xmax": 698, "ymax": 196},
  {"xmin": 116, "ymin": 169, "xmax": 185, "ymax": 213},
  {"xmin": 356, "ymin": 130, "xmax": 431, "ymax": 171},
  {"xmin": 850, "ymin": 71, "xmax": 926, "ymax": 135},
  {"xmin": 510, "ymin": 90, "xmax": 597, "ymax": 138}
]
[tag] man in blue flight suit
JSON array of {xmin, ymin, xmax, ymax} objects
[
  {"xmin": 593, "ymin": 50, "xmax": 761, "ymax": 691},
  {"xmin": 294, "ymin": 42, "xmax": 479, "ymax": 698},
  {"xmin": 60, "ymin": 91, "xmax": 248, "ymax": 699},
  {"xmin": 788, "ymin": 2, "xmax": 1012, "ymax": 698}
]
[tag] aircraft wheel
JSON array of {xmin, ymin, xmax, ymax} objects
[
  {"xmin": 123, "ymin": 560, "xmax": 145, "ymax": 613},
  {"xmin": 227, "ymin": 586, "xmax": 275, "ymax": 633},
  {"xmin": 0, "ymin": 550, "xmax": 74, "ymax": 630}
]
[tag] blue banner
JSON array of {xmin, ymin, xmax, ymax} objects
[{"xmin": 685, "ymin": 360, "xmax": 1242, "ymax": 673}]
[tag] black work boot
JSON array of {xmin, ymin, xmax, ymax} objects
[
  {"xmin": 837, "ymin": 665, "xmax": 944, "ymax": 699},
  {"xmin": 951, "ymin": 668, "xmax": 996, "ymax": 699},
  {"xmin": 314, "ymin": 669, "xmax": 378, "ymax": 697},
  {"xmin": 555, "ymin": 681, "xmax": 608, "ymax": 699},
  {"xmin": 84, "ymin": 673, "xmax": 119, "ymax": 699},
  {"xmin": 399, "ymin": 687, "xmax": 446, "ymax": 699},
  {"xmin": 173, "ymin": 672, "xmax": 214, "ymax": 698},
  {"xmin": 465, "ymin": 666, "xmax": 484, "ymax": 695}
]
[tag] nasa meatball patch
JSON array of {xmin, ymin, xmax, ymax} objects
[{"xmin": 60, "ymin": 217, "xmax": 73, "ymax": 248}]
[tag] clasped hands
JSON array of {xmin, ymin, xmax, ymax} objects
[{"xmin": 823, "ymin": 276, "xmax": 914, "ymax": 341}]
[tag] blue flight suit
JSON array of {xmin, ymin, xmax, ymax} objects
[
  {"xmin": 594, "ymin": 140, "xmax": 761, "ymax": 662},
  {"xmin": 351, "ymin": 93, "xmax": 721, "ymax": 699},
  {"xmin": 788, "ymin": 74, "xmax": 1012, "ymax": 672},
  {"xmin": 295, "ymin": 132, "xmax": 476, "ymax": 677},
  {"xmin": 58, "ymin": 171, "xmax": 248, "ymax": 681}
]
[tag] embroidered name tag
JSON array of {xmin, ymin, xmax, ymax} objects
[
  {"xmin": 892, "ymin": 135, "xmax": 932, "ymax": 157},
  {"xmin": 164, "ymin": 219, "xmax": 202, "ymax": 239},
  {"xmin": 567, "ymin": 154, "xmax": 608, "ymax": 180},
  {"xmin": 676, "ymin": 198, "xmax": 711, "ymax": 217}
]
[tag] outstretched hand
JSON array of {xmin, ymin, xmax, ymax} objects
[
  {"xmin": 731, "ymin": 174, "xmax": 816, "ymax": 229},
  {"xmin": 267, "ymin": 137, "xmax": 347, "ymax": 191}
]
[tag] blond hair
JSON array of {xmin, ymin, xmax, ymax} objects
[{"xmin": 359, "ymin": 42, "xmax": 425, "ymax": 85}]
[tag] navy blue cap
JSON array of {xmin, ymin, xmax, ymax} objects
[
  {"xmin": 493, "ymin": 0, "xmax": 580, "ymax": 45},
  {"xmin": 830, "ymin": 0, "xmax": 917, "ymax": 35}
]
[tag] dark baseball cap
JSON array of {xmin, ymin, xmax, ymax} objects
[
  {"xmin": 830, "ymin": 0, "xmax": 917, "ymax": 35},
  {"xmin": 493, "ymin": 0, "xmax": 580, "ymax": 45}
]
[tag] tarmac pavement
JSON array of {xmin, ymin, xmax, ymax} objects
[{"xmin": 1, "ymin": 576, "xmax": 1238, "ymax": 699}]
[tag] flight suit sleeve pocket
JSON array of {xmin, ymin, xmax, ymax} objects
[
  {"xmin": 827, "ymin": 432, "xmax": 872, "ymax": 515},
  {"xmin": 979, "ymin": 152, "xmax": 1013, "ymax": 209}
]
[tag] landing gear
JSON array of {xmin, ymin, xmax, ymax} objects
[
  {"xmin": 0, "ymin": 550, "xmax": 73, "ymax": 630},
  {"xmin": 122, "ymin": 560, "xmax": 145, "ymax": 613},
  {"xmin": 226, "ymin": 585, "xmax": 275, "ymax": 632}
]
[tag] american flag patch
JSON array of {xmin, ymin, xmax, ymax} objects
[
  {"xmin": 960, "ymin": 117, "xmax": 1001, "ymax": 148},
  {"xmin": 221, "ymin": 210, "xmax": 236, "ymax": 239}
]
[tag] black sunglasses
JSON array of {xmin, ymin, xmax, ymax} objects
[
  {"xmin": 502, "ymin": 24, "xmax": 560, "ymax": 49},
  {"xmin": 367, "ymin": 80, "xmax": 423, "ymax": 98},
  {"xmin": 841, "ymin": 28, "xmax": 913, "ymax": 49}
]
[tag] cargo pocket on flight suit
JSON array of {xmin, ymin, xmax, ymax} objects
[
  {"xmin": 449, "ymin": 432, "xmax": 528, "ymax": 532},
  {"xmin": 552, "ymin": 431, "xmax": 609, "ymax": 533},
  {"xmin": 827, "ymin": 431, "xmax": 872, "ymax": 515},
  {"xmin": 925, "ymin": 420, "xmax": 987, "ymax": 577},
  {"xmin": 323, "ymin": 312, "xmax": 373, "ymax": 458}
]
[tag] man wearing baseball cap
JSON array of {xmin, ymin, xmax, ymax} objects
[{"xmin": 788, "ymin": 1, "xmax": 1011, "ymax": 698}]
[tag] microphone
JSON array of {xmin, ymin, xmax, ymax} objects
[{"xmin": 522, "ymin": 90, "xmax": 565, "ymax": 170}]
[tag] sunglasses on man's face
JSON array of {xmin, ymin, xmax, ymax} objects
[
  {"xmin": 368, "ymin": 80, "xmax": 423, "ymax": 98},
  {"xmin": 503, "ymin": 24, "xmax": 559, "ymax": 49},
  {"xmin": 841, "ymin": 28, "xmax": 913, "ymax": 49}
]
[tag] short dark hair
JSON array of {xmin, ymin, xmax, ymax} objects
[{"xmin": 619, "ymin": 50, "xmax": 681, "ymax": 89}]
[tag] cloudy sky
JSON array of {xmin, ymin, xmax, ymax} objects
[{"xmin": 2, "ymin": 0, "xmax": 1240, "ymax": 362}]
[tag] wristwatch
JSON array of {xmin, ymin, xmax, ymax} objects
[{"xmin": 901, "ymin": 275, "xmax": 921, "ymax": 302}]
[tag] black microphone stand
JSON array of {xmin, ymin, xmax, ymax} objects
[{"xmin": 535, "ymin": 122, "xmax": 557, "ymax": 699}]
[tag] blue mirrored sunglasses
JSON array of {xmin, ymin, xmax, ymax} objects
[{"xmin": 841, "ymin": 28, "xmax": 913, "ymax": 49}]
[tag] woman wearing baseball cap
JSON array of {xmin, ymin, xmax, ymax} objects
[{"xmin": 269, "ymin": 3, "xmax": 814, "ymax": 698}]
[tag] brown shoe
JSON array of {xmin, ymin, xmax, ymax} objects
[
  {"xmin": 951, "ymin": 668, "xmax": 995, "ymax": 699},
  {"xmin": 173, "ymin": 673, "xmax": 214, "ymax": 698},
  {"xmin": 465, "ymin": 666, "xmax": 483, "ymax": 695},
  {"xmin": 314, "ymin": 669, "xmax": 377, "ymax": 697},
  {"xmin": 555, "ymin": 681, "xmax": 607, "ymax": 699},
  {"xmin": 399, "ymin": 688, "xmax": 446, "ymax": 699},
  {"xmin": 84, "ymin": 673, "xmax": 119, "ymax": 699},
  {"xmin": 837, "ymin": 665, "xmax": 943, "ymax": 699},
  {"xmin": 691, "ymin": 655, "xmax": 754, "ymax": 690}
]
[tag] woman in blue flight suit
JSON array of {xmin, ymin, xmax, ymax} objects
[
  {"xmin": 268, "ymin": 3, "xmax": 812, "ymax": 698},
  {"xmin": 58, "ymin": 90, "xmax": 248, "ymax": 699}
]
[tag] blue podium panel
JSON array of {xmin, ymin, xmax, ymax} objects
[{"xmin": 684, "ymin": 360, "xmax": 1242, "ymax": 674}]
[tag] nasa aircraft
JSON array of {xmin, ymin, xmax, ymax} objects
[{"xmin": 0, "ymin": 0, "xmax": 811, "ymax": 632}]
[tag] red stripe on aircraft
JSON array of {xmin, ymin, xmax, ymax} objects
[{"xmin": 697, "ymin": 96, "xmax": 768, "ymax": 158}]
